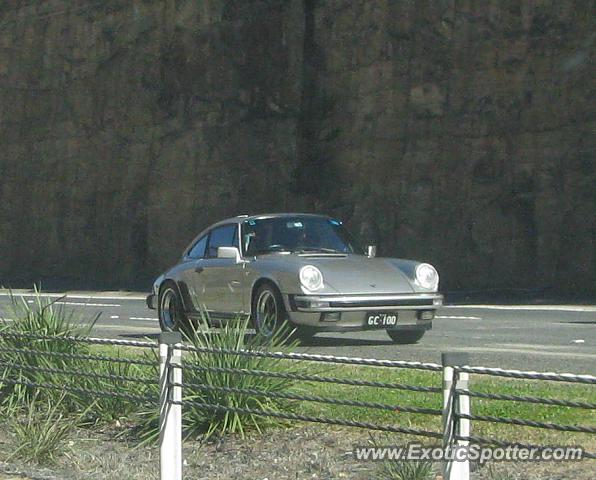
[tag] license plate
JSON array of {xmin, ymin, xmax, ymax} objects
[{"xmin": 366, "ymin": 312, "xmax": 398, "ymax": 327}]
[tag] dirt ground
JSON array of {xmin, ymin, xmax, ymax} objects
[{"xmin": 0, "ymin": 425, "xmax": 594, "ymax": 480}]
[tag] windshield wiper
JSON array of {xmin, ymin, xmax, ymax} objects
[
  {"xmin": 256, "ymin": 246, "xmax": 291, "ymax": 254},
  {"xmin": 294, "ymin": 247, "xmax": 343, "ymax": 254}
]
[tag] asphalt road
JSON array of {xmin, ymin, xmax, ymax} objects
[{"xmin": 0, "ymin": 291, "xmax": 594, "ymax": 374}]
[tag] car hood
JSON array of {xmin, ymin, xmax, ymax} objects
[{"xmin": 260, "ymin": 253, "xmax": 416, "ymax": 294}]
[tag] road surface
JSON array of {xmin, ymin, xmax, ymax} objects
[{"xmin": 0, "ymin": 290, "xmax": 594, "ymax": 374}]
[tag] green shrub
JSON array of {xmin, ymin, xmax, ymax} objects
[
  {"xmin": 0, "ymin": 289, "xmax": 149, "ymax": 424},
  {"xmin": 184, "ymin": 316, "xmax": 303, "ymax": 438},
  {"xmin": 138, "ymin": 315, "xmax": 305, "ymax": 442},
  {"xmin": 0, "ymin": 289, "xmax": 97, "ymax": 411}
]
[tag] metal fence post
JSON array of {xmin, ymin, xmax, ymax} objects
[
  {"xmin": 442, "ymin": 352, "xmax": 470, "ymax": 480},
  {"xmin": 159, "ymin": 332, "xmax": 183, "ymax": 480}
]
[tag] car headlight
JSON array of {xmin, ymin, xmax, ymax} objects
[
  {"xmin": 299, "ymin": 265, "xmax": 324, "ymax": 291},
  {"xmin": 415, "ymin": 263, "xmax": 439, "ymax": 290}
]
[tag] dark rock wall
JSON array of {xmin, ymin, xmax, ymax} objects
[{"xmin": 0, "ymin": 0, "xmax": 594, "ymax": 291}]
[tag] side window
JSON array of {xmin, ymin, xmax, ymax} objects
[
  {"xmin": 187, "ymin": 235, "xmax": 207, "ymax": 259},
  {"xmin": 206, "ymin": 224, "xmax": 237, "ymax": 258}
]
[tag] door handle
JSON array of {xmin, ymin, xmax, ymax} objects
[{"xmin": 195, "ymin": 266, "xmax": 204, "ymax": 273}]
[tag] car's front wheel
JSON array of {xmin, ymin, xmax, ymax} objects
[
  {"xmin": 158, "ymin": 283, "xmax": 186, "ymax": 332},
  {"xmin": 386, "ymin": 329, "xmax": 425, "ymax": 344},
  {"xmin": 252, "ymin": 284, "xmax": 285, "ymax": 338}
]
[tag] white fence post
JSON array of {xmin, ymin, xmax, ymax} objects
[
  {"xmin": 159, "ymin": 332, "xmax": 183, "ymax": 480},
  {"xmin": 442, "ymin": 352, "xmax": 470, "ymax": 480},
  {"xmin": 456, "ymin": 367, "xmax": 470, "ymax": 479}
]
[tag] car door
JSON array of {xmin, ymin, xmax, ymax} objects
[
  {"xmin": 180, "ymin": 234, "xmax": 209, "ymax": 313},
  {"xmin": 201, "ymin": 223, "xmax": 245, "ymax": 319}
]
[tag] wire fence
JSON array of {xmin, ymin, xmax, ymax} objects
[
  {"xmin": 0, "ymin": 331, "xmax": 160, "ymax": 410},
  {"xmin": 0, "ymin": 330, "xmax": 594, "ymax": 480},
  {"xmin": 449, "ymin": 362, "xmax": 596, "ymax": 463}
]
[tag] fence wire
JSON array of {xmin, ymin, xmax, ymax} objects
[
  {"xmin": 177, "ymin": 398, "xmax": 443, "ymax": 439},
  {"xmin": 0, "ymin": 334, "xmax": 159, "ymax": 407},
  {"xmin": 456, "ymin": 365, "xmax": 596, "ymax": 384},
  {"xmin": 456, "ymin": 388, "xmax": 596, "ymax": 410},
  {"xmin": 0, "ymin": 377, "xmax": 157, "ymax": 404},
  {"xmin": 0, "ymin": 346, "xmax": 158, "ymax": 367},
  {"xmin": 1, "ymin": 331, "xmax": 594, "ymax": 471},
  {"xmin": 0, "ymin": 331, "xmax": 157, "ymax": 349},
  {"xmin": 177, "ymin": 344, "xmax": 443, "ymax": 371},
  {"xmin": 175, "ymin": 381, "xmax": 442, "ymax": 416},
  {"xmin": 179, "ymin": 363, "xmax": 441, "ymax": 393},
  {"xmin": 456, "ymin": 412, "xmax": 596, "ymax": 434},
  {"xmin": 0, "ymin": 360, "xmax": 157, "ymax": 386}
]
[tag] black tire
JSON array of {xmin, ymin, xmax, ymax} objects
[
  {"xmin": 386, "ymin": 329, "xmax": 426, "ymax": 344},
  {"xmin": 251, "ymin": 283, "xmax": 286, "ymax": 338},
  {"xmin": 158, "ymin": 283, "xmax": 186, "ymax": 332}
]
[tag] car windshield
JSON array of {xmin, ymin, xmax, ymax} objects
[{"xmin": 242, "ymin": 216, "xmax": 362, "ymax": 255}]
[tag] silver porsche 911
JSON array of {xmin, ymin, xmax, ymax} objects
[{"xmin": 147, "ymin": 213, "xmax": 443, "ymax": 343}]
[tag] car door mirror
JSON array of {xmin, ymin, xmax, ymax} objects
[
  {"xmin": 366, "ymin": 245, "xmax": 377, "ymax": 258},
  {"xmin": 217, "ymin": 246, "xmax": 242, "ymax": 263}
]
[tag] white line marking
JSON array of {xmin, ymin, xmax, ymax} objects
[
  {"xmin": 493, "ymin": 343, "xmax": 583, "ymax": 351},
  {"xmin": 452, "ymin": 346, "xmax": 596, "ymax": 360},
  {"xmin": 130, "ymin": 317, "xmax": 157, "ymax": 321},
  {"xmin": 444, "ymin": 304, "xmax": 596, "ymax": 312},
  {"xmin": 110, "ymin": 315, "xmax": 120, "ymax": 319},
  {"xmin": 0, "ymin": 292, "xmax": 147, "ymax": 301},
  {"xmin": 94, "ymin": 324, "xmax": 160, "ymax": 331},
  {"xmin": 436, "ymin": 315, "xmax": 482, "ymax": 320},
  {"xmin": 53, "ymin": 301, "xmax": 121, "ymax": 307}
]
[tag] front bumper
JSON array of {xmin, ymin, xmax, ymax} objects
[
  {"xmin": 286, "ymin": 292, "xmax": 442, "ymax": 331},
  {"xmin": 291, "ymin": 292, "xmax": 442, "ymax": 312},
  {"xmin": 146, "ymin": 294, "xmax": 157, "ymax": 310}
]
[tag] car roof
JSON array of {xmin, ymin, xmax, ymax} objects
[
  {"xmin": 183, "ymin": 213, "xmax": 336, "ymax": 257},
  {"xmin": 220, "ymin": 213, "xmax": 332, "ymax": 224}
]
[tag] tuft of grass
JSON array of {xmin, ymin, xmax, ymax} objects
[
  {"xmin": 0, "ymin": 288, "xmax": 149, "ymax": 425},
  {"xmin": 380, "ymin": 459, "xmax": 435, "ymax": 480},
  {"xmin": 137, "ymin": 315, "xmax": 307, "ymax": 443},
  {"xmin": 184, "ymin": 316, "xmax": 303, "ymax": 438},
  {"xmin": 79, "ymin": 349, "xmax": 154, "ymax": 424},
  {"xmin": 0, "ymin": 288, "xmax": 98, "ymax": 411},
  {"xmin": 368, "ymin": 434, "xmax": 436, "ymax": 480},
  {"xmin": 6, "ymin": 393, "xmax": 73, "ymax": 465}
]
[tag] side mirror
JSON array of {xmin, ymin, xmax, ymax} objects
[
  {"xmin": 217, "ymin": 246, "xmax": 242, "ymax": 263},
  {"xmin": 366, "ymin": 245, "xmax": 377, "ymax": 258}
]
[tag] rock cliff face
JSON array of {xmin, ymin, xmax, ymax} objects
[{"xmin": 0, "ymin": 0, "xmax": 594, "ymax": 291}]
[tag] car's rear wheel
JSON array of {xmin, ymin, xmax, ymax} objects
[
  {"xmin": 252, "ymin": 284, "xmax": 285, "ymax": 338},
  {"xmin": 158, "ymin": 283, "xmax": 186, "ymax": 332},
  {"xmin": 386, "ymin": 329, "xmax": 425, "ymax": 344}
]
